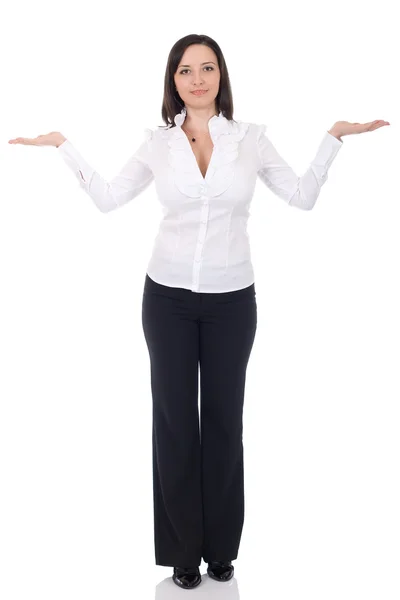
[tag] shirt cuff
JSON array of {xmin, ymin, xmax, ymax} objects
[
  {"xmin": 315, "ymin": 130, "xmax": 343, "ymax": 179},
  {"xmin": 57, "ymin": 139, "xmax": 94, "ymax": 185}
]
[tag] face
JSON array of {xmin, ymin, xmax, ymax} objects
[{"xmin": 174, "ymin": 44, "xmax": 220, "ymax": 112}]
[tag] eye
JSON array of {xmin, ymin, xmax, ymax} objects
[{"xmin": 179, "ymin": 66, "xmax": 214, "ymax": 74}]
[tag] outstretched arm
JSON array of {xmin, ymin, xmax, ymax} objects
[
  {"xmin": 256, "ymin": 118, "xmax": 390, "ymax": 211},
  {"xmin": 57, "ymin": 130, "xmax": 154, "ymax": 213},
  {"xmin": 256, "ymin": 125, "xmax": 343, "ymax": 211},
  {"xmin": 8, "ymin": 129, "xmax": 155, "ymax": 213}
]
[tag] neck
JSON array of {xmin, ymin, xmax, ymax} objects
[{"xmin": 183, "ymin": 106, "xmax": 219, "ymax": 132}]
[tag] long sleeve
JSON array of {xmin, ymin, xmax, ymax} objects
[
  {"xmin": 57, "ymin": 129, "xmax": 154, "ymax": 213},
  {"xmin": 256, "ymin": 125, "xmax": 343, "ymax": 210}
]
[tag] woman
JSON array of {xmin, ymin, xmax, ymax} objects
[{"xmin": 8, "ymin": 33, "xmax": 389, "ymax": 590}]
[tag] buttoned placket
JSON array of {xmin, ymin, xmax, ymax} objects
[{"xmin": 192, "ymin": 183, "xmax": 210, "ymax": 292}]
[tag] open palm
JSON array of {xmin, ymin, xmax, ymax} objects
[
  {"xmin": 8, "ymin": 132, "xmax": 66, "ymax": 147},
  {"xmin": 337, "ymin": 120, "xmax": 390, "ymax": 136}
]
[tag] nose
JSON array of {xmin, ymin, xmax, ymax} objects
[{"xmin": 191, "ymin": 72, "xmax": 206, "ymax": 85}]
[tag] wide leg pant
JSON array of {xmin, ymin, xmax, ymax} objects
[{"xmin": 141, "ymin": 273, "xmax": 257, "ymax": 567}]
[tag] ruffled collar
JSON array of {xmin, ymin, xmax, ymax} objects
[{"xmin": 172, "ymin": 107, "xmax": 230, "ymax": 141}]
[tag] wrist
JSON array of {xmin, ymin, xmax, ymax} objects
[
  {"xmin": 328, "ymin": 126, "xmax": 342, "ymax": 141},
  {"xmin": 55, "ymin": 134, "xmax": 67, "ymax": 148}
]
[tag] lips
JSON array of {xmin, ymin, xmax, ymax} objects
[{"xmin": 191, "ymin": 90, "xmax": 208, "ymax": 96}]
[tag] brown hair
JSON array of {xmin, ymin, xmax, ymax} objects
[{"xmin": 159, "ymin": 34, "xmax": 236, "ymax": 129}]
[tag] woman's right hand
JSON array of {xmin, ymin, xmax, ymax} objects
[{"xmin": 8, "ymin": 131, "xmax": 67, "ymax": 148}]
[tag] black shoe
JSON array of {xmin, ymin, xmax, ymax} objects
[
  {"xmin": 172, "ymin": 566, "xmax": 202, "ymax": 589},
  {"xmin": 207, "ymin": 560, "xmax": 234, "ymax": 582}
]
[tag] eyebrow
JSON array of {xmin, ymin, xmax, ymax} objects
[{"xmin": 178, "ymin": 61, "xmax": 216, "ymax": 68}]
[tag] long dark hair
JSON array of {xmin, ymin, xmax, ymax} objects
[{"xmin": 159, "ymin": 34, "xmax": 236, "ymax": 129}]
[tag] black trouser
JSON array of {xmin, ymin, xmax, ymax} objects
[{"xmin": 141, "ymin": 273, "xmax": 257, "ymax": 567}]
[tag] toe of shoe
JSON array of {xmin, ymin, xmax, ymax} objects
[
  {"xmin": 173, "ymin": 571, "xmax": 202, "ymax": 589},
  {"xmin": 207, "ymin": 565, "xmax": 234, "ymax": 581}
]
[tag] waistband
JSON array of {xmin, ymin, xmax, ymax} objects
[{"xmin": 144, "ymin": 273, "xmax": 256, "ymax": 299}]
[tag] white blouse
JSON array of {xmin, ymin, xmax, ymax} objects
[{"xmin": 57, "ymin": 107, "xmax": 343, "ymax": 293}]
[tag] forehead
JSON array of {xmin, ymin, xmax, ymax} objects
[{"xmin": 179, "ymin": 44, "xmax": 217, "ymax": 64}]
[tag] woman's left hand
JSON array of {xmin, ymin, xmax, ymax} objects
[{"xmin": 329, "ymin": 119, "xmax": 390, "ymax": 140}]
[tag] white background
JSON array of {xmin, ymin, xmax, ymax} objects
[{"xmin": 1, "ymin": 1, "xmax": 399, "ymax": 599}]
